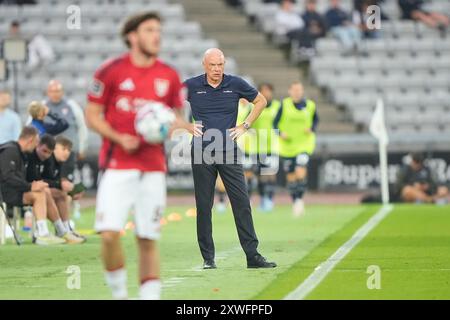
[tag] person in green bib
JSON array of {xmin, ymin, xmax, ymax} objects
[
  {"xmin": 237, "ymin": 84, "xmax": 281, "ymax": 212},
  {"xmin": 273, "ymin": 81, "xmax": 319, "ymax": 217},
  {"xmin": 237, "ymin": 98, "xmax": 258, "ymax": 199},
  {"xmin": 253, "ymin": 83, "xmax": 281, "ymax": 212}
]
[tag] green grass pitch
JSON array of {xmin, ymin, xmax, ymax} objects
[{"xmin": 0, "ymin": 203, "xmax": 449, "ymax": 299}]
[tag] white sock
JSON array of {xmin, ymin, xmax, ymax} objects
[
  {"xmin": 63, "ymin": 220, "xmax": 71, "ymax": 232},
  {"xmin": 36, "ymin": 220, "xmax": 49, "ymax": 237},
  {"xmin": 105, "ymin": 268, "xmax": 128, "ymax": 300},
  {"xmin": 139, "ymin": 278, "xmax": 161, "ymax": 300},
  {"xmin": 53, "ymin": 219, "xmax": 68, "ymax": 237}
]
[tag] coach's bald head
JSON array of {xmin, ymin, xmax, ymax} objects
[
  {"xmin": 203, "ymin": 48, "xmax": 225, "ymax": 63},
  {"xmin": 203, "ymin": 48, "xmax": 225, "ymax": 85},
  {"xmin": 47, "ymin": 79, "xmax": 64, "ymax": 104}
]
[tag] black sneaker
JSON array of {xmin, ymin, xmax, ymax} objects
[
  {"xmin": 247, "ymin": 254, "xmax": 277, "ymax": 268},
  {"xmin": 203, "ymin": 260, "xmax": 217, "ymax": 269}
]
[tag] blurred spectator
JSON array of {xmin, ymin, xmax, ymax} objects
[
  {"xmin": 28, "ymin": 100, "xmax": 68, "ymax": 136},
  {"xmin": 289, "ymin": 0, "xmax": 327, "ymax": 60},
  {"xmin": 395, "ymin": 152, "xmax": 449, "ymax": 204},
  {"xmin": 274, "ymin": 0, "xmax": 304, "ymax": 41},
  {"xmin": 225, "ymin": 0, "xmax": 242, "ymax": 7},
  {"xmin": 44, "ymin": 79, "xmax": 88, "ymax": 182},
  {"xmin": 325, "ymin": 0, "xmax": 362, "ymax": 54},
  {"xmin": 301, "ymin": 0, "xmax": 327, "ymax": 45},
  {"xmin": 8, "ymin": 20, "xmax": 55, "ymax": 70},
  {"xmin": 398, "ymin": 0, "xmax": 449, "ymax": 37},
  {"xmin": 354, "ymin": 0, "xmax": 388, "ymax": 20},
  {"xmin": 352, "ymin": 0, "xmax": 381, "ymax": 38},
  {"xmin": 0, "ymin": 89, "xmax": 22, "ymax": 144}
]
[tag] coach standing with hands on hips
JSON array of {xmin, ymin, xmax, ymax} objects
[{"xmin": 184, "ymin": 48, "xmax": 277, "ymax": 269}]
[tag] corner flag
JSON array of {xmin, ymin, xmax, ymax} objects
[
  {"xmin": 370, "ymin": 98, "xmax": 389, "ymax": 204},
  {"xmin": 369, "ymin": 98, "xmax": 388, "ymax": 146}
]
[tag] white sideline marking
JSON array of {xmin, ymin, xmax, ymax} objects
[
  {"xmin": 163, "ymin": 246, "xmax": 241, "ymax": 287},
  {"xmin": 284, "ymin": 205, "xmax": 394, "ymax": 300}
]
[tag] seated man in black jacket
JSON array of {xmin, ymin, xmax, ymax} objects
[
  {"xmin": 26, "ymin": 134, "xmax": 85, "ymax": 244},
  {"xmin": 0, "ymin": 126, "xmax": 65, "ymax": 245},
  {"xmin": 44, "ymin": 136, "xmax": 86, "ymax": 240},
  {"xmin": 396, "ymin": 152, "xmax": 449, "ymax": 204}
]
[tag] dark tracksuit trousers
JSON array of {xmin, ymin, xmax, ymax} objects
[{"xmin": 191, "ymin": 147, "xmax": 259, "ymax": 261}]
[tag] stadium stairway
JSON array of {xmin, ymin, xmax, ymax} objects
[{"xmin": 172, "ymin": 0, "xmax": 357, "ymax": 134}]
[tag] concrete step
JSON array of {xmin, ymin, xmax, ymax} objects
[
  {"xmin": 179, "ymin": 0, "xmax": 233, "ymax": 13},
  {"xmin": 317, "ymin": 122, "xmax": 356, "ymax": 133},
  {"xmin": 226, "ymin": 53, "xmax": 287, "ymax": 67},
  {"xmin": 188, "ymin": 15, "xmax": 250, "ymax": 27},
  {"xmin": 214, "ymin": 36, "xmax": 271, "ymax": 50}
]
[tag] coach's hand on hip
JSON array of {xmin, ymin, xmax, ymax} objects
[{"xmin": 229, "ymin": 123, "xmax": 248, "ymax": 141}]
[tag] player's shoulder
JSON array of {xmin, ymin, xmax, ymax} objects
[
  {"xmin": 184, "ymin": 74, "xmax": 204, "ymax": 86},
  {"xmin": 0, "ymin": 141, "xmax": 18, "ymax": 154},
  {"xmin": 94, "ymin": 53, "xmax": 129, "ymax": 78},
  {"xmin": 155, "ymin": 59, "xmax": 181, "ymax": 78},
  {"xmin": 226, "ymin": 74, "xmax": 253, "ymax": 87}
]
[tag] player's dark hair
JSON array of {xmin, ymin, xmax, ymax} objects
[
  {"xmin": 258, "ymin": 83, "xmax": 274, "ymax": 91},
  {"xmin": 411, "ymin": 152, "xmax": 425, "ymax": 164},
  {"xmin": 39, "ymin": 134, "xmax": 56, "ymax": 150},
  {"xmin": 121, "ymin": 12, "xmax": 161, "ymax": 48},
  {"xmin": 19, "ymin": 126, "xmax": 38, "ymax": 140},
  {"xmin": 55, "ymin": 135, "xmax": 73, "ymax": 151}
]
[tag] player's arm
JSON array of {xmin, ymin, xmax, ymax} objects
[
  {"xmin": 170, "ymin": 108, "xmax": 203, "ymax": 137},
  {"xmin": 243, "ymin": 92, "xmax": 267, "ymax": 126},
  {"xmin": 230, "ymin": 92, "xmax": 267, "ymax": 141},
  {"xmin": 69, "ymin": 100, "xmax": 89, "ymax": 160},
  {"xmin": 85, "ymin": 102, "xmax": 139, "ymax": 153},
  {"xmin": 306, "ymin": 108, "xmax": 319, "ymax": 134}
]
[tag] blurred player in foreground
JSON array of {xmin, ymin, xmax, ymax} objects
[{"xmin": 85, "ymin": 12, "xmax": 197, "ymax": 300}]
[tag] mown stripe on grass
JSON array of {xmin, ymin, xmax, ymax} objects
[
  {"xmin": 253, "ymin": 205, "xmax": 382, "ymax": 300},
  {"xmin": 284, "ymin": 205, "xmax": 393, "ymax": 300}
]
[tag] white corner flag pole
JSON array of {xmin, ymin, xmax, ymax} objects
[{"xmin": 370, "ymin": 98, "xmax": 390, "ymax": 205}]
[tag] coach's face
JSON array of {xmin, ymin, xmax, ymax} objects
[
  {"xmin": 203, "ymin": 51, "xmax": 225, "ymax": 83},
  {"xmin": 133, "ymin": 19, "xmax": 161, "ymax": 57},
  {"xmin": 47, "ymin": 82, "xmax": 64, "ymax": 104}
]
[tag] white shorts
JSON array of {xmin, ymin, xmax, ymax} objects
[{"xmin": 95, "ymin": 170, "xmax": 166, "ymax": 240}]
